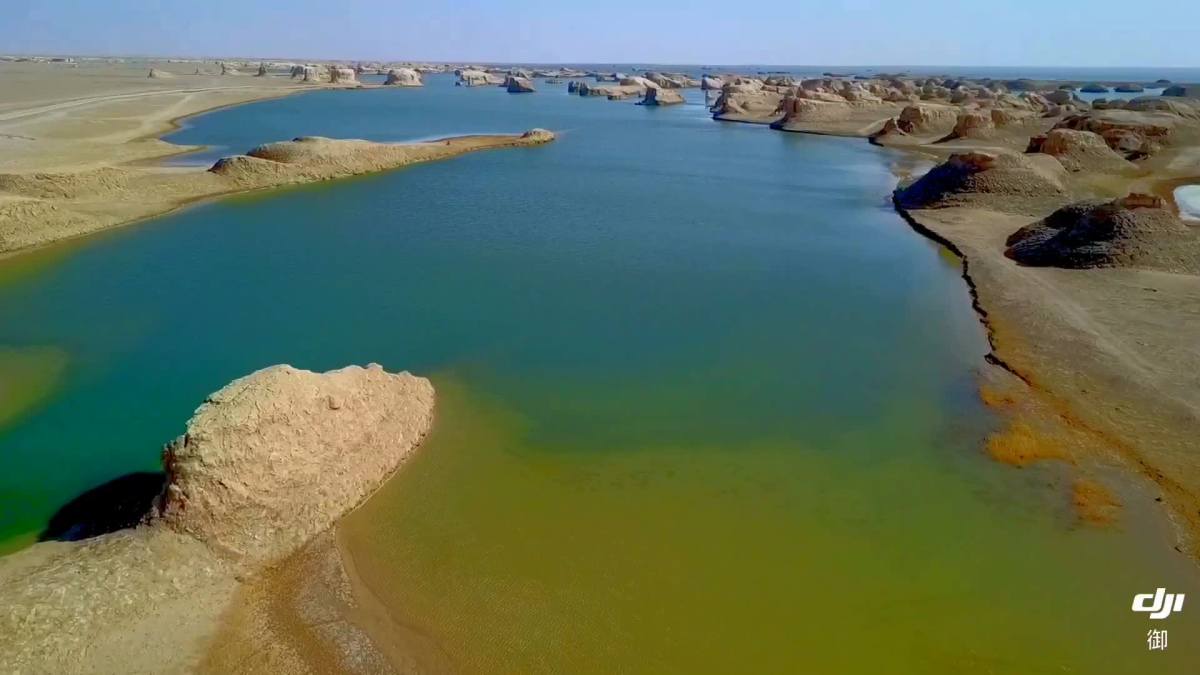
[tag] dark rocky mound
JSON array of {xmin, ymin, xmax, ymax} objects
[
  {"xmin": 1005, "ymin": 194, "xmax": 1200, "ymax": 272},
  {"xmin": 1080, "ymin": 83, "xmax": 1109, "ymax": 93},
  {"xmin": 1164, "ymin": 85, "xmax": 1200, "ymax": 98},
  {"xmin": 894, "ymin": 151, "xmax": 1068, "ymax": 214},
  {"xmin": 1113, "ymin": 83, "xmax": 1145, "ymax": 93}
]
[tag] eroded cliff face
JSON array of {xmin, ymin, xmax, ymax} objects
[
  {"xmin": 0, "ymin": 363, "xmax": 436, "ymax": 674},
  {"xmin": 158, "ymin": 364, "xmax": 435, "ymax": 565}
]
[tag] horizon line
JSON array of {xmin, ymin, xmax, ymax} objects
[{"xmin": 2, "ymin": 52, "xmax": 1197, "ymax": 72}]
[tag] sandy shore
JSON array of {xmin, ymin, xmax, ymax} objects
[{"xmin": 873, "ymin": 106, "xmax": 1200, "ymax": 555}]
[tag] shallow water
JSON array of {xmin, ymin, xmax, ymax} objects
[
  {"xmin": 1177, "ymin": 185, "xmax": 1200, "ymax": 221},
  {"xmin": 1, "ymin": 75, "xmax": 1198, "ymax": 671}
]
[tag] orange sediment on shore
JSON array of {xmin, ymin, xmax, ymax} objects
[{"xmin": 984, "ymin": 419, "xmax": 1071, "ymax": 468}]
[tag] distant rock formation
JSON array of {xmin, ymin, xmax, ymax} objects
[
  {"xmin": 639, "ymin": 88, "xmax": 685, "ymax": 106},
  {"xmin": 711, "ymin": 83, "xmax": 785, "ymax": 124},
  {"xmin": 505, "ymin": 76, "xmax": 536, "ymax": 93},
  {"xmin": 1080, "ymin": 83, "xmax": 1109, "ymax": 93},
  {"xmin": 1005, "ymin": 194, "xmax": 1200, "ymax": 272},
  {"xmin": 1164, "ymin": 85, "xmax": 1200, "ymax": 98},
  {"xmin": 329, "ymin": 66, "xmax": 357, "ymax": 84},
  {"xmin": 1113, "ymin": 83, "xmax": 1144, "ymax": 93},
  {"xmin": 644, "ymin": 71, "xmax": 699, "ymax": 89},
  {"xmin": 220, "ymin": 63, "xmax": 239, "ymax": 76},
  {"xmin": 894, "ymin": 150, "xmax": 1069, "ymax": 214},
  {"xmin": 384, "ymin": 67, "xmax": 422, "ymax": 87},
  {"xmin": 700, "ymin": 75, "xmax": 724, "ymax": 91},
  {"xmin": 1049, "ymin": 110, "xmax": 1182, "ymax": 159},
  {"xmin": 290, "ymin": 64, "xmax": 322, "ymax": 82},
  {"xmin": 147, "ymin": 68, "xmax": 175, "ymax": 79},
  {"xmin": 255, "ymin": 62, "xmax": 267, "ymax": 77},
  {"xmin": 944, "ymin": 109, "xmax": 996, "ymax": 140},
  {"xmin": 456, "ymin": 68, "xmax": 502, "ymax": 87}
]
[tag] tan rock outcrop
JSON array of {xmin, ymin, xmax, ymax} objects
[
  {"xmin": 639, "ymin": 88, "xmax": 685, "ymax": 106},
  {"xmin": 505, "ymin": 76, "xmax": 536, "ymax": 93},
  {"xmin": 711, "ymin": 88, "xmax": 785, "ymax": 123},
  {"xmin": 945, "ymin": 109, "xmax": 995, "ymax": 139},
  {"xmin": 384, "ymin": 67, "xmax": 422, "ymax": 87},
  {"xmin": 159, "ymin": 364, "xmax": 434, "ymax": 564},
  {"xmin": 329, "ymin": 66, "xmax": 356, "ymax": 84},
  {"xmin": 147, "ymin": 68, "xmax": 175, "ymax": 79},
  {"xmin": 897, "ymin": 103, "xmax": 958, "ymax": 134},
  {"xmin": 1028, "ymin": 128, "xmax": 1135, "ymax": 173},
  {"xmin": 456, "ymin": 69, "xmax": 501, "ymax": 86},
  {"xmin": 0, "ymin": 364, "xmax": 436, "ymax": 673},
  {"xmin": 894, "ymin": 150, "xmax": 1070, "ymax": 214}
]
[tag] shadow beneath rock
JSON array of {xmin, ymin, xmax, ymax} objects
[{"xmin": 39, "ymin": 471, "xmax": 166, "ymax": 542}]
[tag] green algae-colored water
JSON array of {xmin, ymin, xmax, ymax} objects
[{"xmin": 1, "ymin": 76, "xmax": 1198, "ymax": 672}]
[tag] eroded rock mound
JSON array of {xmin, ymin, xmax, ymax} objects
[
  {"xmin": 456, "ymin": 69, "xmax": 501, "ymax": 87},
  {"xmin": 1164, "ymin": 85, "xmax": 1200, "ymax": 98},
  {"xmin": 1027, "ymin": 128, "xmax": 1135, "ymax": 172},
  {"xmin": 944, "ymin": 109, "xmax": 995, "ymax": 140},
  {"xmin": 159, "ymin": 364, "xmax": 434, "ymax": 564},
  {"xmin": 895, "ymin": 151, "xmax": 1069, "ymax": 214},
  {"xmin": 898, "ymin": 103, "xmax": 958, "ymax": 134},
  {"xmin": 329, "ymin": 67, "xmax": 357, "ymax": 84},
  {"xmin": 1005, "ymin": 194, "xmax": 1200, "ymax": 272},
  {"xmin": 505, "ymin": 76, "xmax": 536, "ymax": 93},
  {"xmin": 0, "ymin": 363, "xmax": 436, "ymax": 673},
  {"xmin": 147, "ymin": 68, "xmax": 175, "ymax": 79},
  {"xmin": 639, "ymin": 88, "xmax": 685, "ymax": 106},
  {"xmin": 385, "ymin": 68, "xmax": 422, "ymax": 87},
  {"xmin": 711, "ymin": 88, "xmax": 785, "ymax": 123}
]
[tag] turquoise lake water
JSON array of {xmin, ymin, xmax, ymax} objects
[{"xmin": 2, "ymin": 75, "xmax": 1198, "ymax": 672}]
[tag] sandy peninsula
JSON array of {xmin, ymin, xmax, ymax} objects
[{"xmin": 0, "ymin": 59, "xmax": 555, "ymax": 257}]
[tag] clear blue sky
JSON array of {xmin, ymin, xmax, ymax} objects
[{"xmin": 3, "ymin": 0, "xmax": 1197, "ymax": 66}]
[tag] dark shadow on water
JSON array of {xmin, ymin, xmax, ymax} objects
[{"xmin": 39, "ymin": 471, "xmax": 165, "ymax": 542}]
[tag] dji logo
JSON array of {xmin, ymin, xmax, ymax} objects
[{"xmin": 1132, "ymin": 588, "xmax": 1186, "ymax": 620}]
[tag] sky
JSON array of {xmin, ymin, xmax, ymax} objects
[{"xmin": 2, "ymin": 0, "xmax": 1198, "ymax": 67}]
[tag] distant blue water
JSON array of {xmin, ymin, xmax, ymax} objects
[{"xmin": 482, "ymin": 64, "xmax": 1200, "ymax": 84}]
